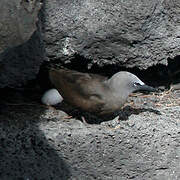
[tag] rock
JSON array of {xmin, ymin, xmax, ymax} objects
[
  {"xmin": 0, "ymin": 0, "xmax": 43, "ymax": 88},
  {"xmin": 42, "ymin": 0, "xmax": 180, "ymax": 69},
  {"xmin": 0, "ymin": 30, "xmax": 44, "ymax": 88},
  {"xmin": 0, "ymin": 0, "xmax": 42, "ymax": 54},
  {"xmin": 0, "ymin": 89, "xmax": 179, "ymax": 179}
]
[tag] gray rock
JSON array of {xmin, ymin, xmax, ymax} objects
[
  {"xmin": 0, "ymin": 89, "xmax": 179, "ymax": 179},
  {"xmin": 0, "ymin": 30, "xmax": 44, "ymax": 88},
  {"xmin": 0, "ymin": 0, "xmax": 42, "ymax": 54},
  {"xmin": 0, "ymin": 0, "xmax": 43, "ymax": 88},
  {"xmin": 42, "ymin": 0, "xmax": 180, "ymax": 69}
]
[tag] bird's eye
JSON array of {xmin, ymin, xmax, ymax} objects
[{"xmin": 134, "ymin": 82, "xmax": 141, "ymax": 87}]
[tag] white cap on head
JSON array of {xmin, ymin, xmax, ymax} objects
[{"xmin": 107, "ymin": 71, "xmax": 155, "ymax": 96}]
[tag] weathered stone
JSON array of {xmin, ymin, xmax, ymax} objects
[
  {"xmin": 42, "ymin": 0, "xmax": 180, "ymax": 69},
  {"xmin": 0, "ymin": 0, "xmax": 42, "ymax": 53},
  {"xmin": 0, "ymin": 30, "xmax": 44, "ymax": 88},
  {"xmin": 0, "ymin": 88, "xmax": 179, "ymax": 179},
  {"xmin": 0, "ymin": 0, "xmax": 43, "ymax": 88}
]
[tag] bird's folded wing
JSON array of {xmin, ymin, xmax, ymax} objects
[
  {"xmin": 49, "ymin": 69, "xmax": 110, "ymax": 114},
  {"xmin": 50, "ymin": 69, "xmax": 107, "ymax": 97}
]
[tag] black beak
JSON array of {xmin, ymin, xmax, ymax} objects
[{"xmin": 138, "ymin": 84, "xmax": 157, "ymax": 92}]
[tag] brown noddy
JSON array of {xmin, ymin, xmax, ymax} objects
[{"xmin": 49, "ymin": 69, "xmax": 156, "ymax": 117}]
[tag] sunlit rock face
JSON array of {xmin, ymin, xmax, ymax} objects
[{"xmin": 42, "ymin": 0, "xmax": 180, "ymax": 69}]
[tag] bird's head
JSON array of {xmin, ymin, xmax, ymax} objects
[{"xmin": 107, "ymin": 71, "xmax": 156, "ymax": 95}]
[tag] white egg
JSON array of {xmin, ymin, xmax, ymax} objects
[{"xmin": 41, "ymin": 89, "xmax": 63, "ymax": 105}]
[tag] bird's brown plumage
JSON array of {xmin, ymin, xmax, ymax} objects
[
  {"xmin": 49, "ymin": 69, "xmax": 123, "ymax": 116},
  {"xmin": 49, "ymin": 68, "xmax": 156, "ymax": 117}
]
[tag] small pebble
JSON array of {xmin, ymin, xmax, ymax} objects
[{"xmin": 41, "ymin": 89, "xmax": 63, "ymax": 105}]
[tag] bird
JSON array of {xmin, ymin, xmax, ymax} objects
[
  {"xmin": 49, "ymin": 68, "xmax": 156, "ymax": 117},
  {"xmin": 41, "ymin": 88, "xmax": 63, "ymax": 106}
]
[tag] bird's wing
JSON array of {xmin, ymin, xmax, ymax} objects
[
  {"xmin": 50, "ymin": 69, "xmax": 108, "ymax": 98},
  {"xmin": 49, "ymin": 69, "xmax": 108, "ymax": 113}
]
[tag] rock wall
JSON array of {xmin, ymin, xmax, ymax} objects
[
  {"xmin": 42, "ymin": 0, "xmax": 180, "ymax": 69},
  {"xmin": 0, "ymin": 0, "xmax": 43, "ymax": 88},
  {"xmin": 0, "ymin": 0, "xmax": 41, "ymax": 54},
  {"xmin": 0, "ymin": 0, "xmax": 180, "ymax": 87}
]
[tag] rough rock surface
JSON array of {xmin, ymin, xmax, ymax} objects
[
  {"xmin": 0, "ymin": 31, "xmax": 44, "ymax": 88},
  {"xmin": 0, "ymin": 88, "xmax": 179, "ymax": 179},
  {"xmin": 0, "ymin": 0, "xmax": 42, "ymax": 54},
  {"xmin": 42, "ymin": 0, "xmax": 180, "ymax": 69},
  {"xmin": 0, "ymin": 0, "xmax": 43, "ymax": 88}
]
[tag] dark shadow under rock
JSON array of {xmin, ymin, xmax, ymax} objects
[
  {"xmin": 0, "ymin": 29, "xmax": 44, "ymax": 88},
  {"xmin": 0, "ymin": 87, "xmax": 179, "ymax": 180},
  {"xmin": 0, "ymin": 89, "xmax": 71, "ymax": 179},
  {"xmin": 54, "ymin": 102, "xmax": 161, "ymax": 124},
  {"xmin": 118, "ymin": 105, "xmax": 162, "ymax": 121}
]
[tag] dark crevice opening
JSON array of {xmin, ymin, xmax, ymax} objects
[
  {"xmin": 38, "ymin": 54, "xmax": 180, "ymax": 90},
  {"xmin": 1, "ymin": 55, "xmax": 180, "ymax": 104},
  {"xmin": 0, "ymin": 55, "xmax": 179, "ymax": 116}
]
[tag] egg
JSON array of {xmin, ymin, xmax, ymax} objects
[{"xmin": 41, "ymin": 89, "xmax": 63, "ymax": 105}]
